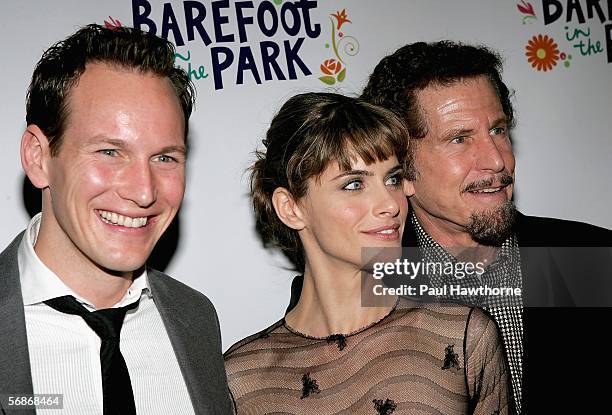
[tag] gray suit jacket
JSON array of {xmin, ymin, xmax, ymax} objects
[{"xmin": 0, "ymin": 232, "xmax": 233, "ymax": 415}]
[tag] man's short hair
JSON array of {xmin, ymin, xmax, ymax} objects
[
  {"xmin": 361, "ymin": 40, "xmax": 515, "ymax": 141},
  {"xmin": 26, "ymin": 24, "xmax": 195, "ymax": 155}
]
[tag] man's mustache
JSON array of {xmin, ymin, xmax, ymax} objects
[{"xmin": 463, "ymin": 173, "xmax": 514, "ymax": 193}]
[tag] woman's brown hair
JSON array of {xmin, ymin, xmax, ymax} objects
[{"xmin": 250, "ymin": 92, "xmax": 410, "ymax": 272}]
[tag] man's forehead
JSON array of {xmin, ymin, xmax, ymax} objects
[
  {"xmin": 417, "ymin": 77, "xmax": 502, "ymax": 121},
  {"xmin": 417, "ymin": 76, "xmax": 497, "ymax": 103},
  {"xmin": 56, "ymin": 71, "xmax": 186, "ymax": 156}
]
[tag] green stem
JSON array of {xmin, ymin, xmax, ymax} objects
[{"xmin": 330, "ymin": 17, "xmax": 344, "ymax": 64}]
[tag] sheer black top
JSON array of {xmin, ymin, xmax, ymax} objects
[{"xmin": 224, "ymin": 298, "xmax": 512, "ymax": 414}]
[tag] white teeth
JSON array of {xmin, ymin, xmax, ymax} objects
[
  {"xmin": 98, "ymin": 210, "xmax": 148, "ymax": 228},
  {"xmin": 473, "ymin": 188, "xmax": 501, "ymax": 193},
  {"xmin": 378, "ymin": 229, "xmax": 395, "ymax": 234}
]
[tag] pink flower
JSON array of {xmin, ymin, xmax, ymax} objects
[
  {"xmin": 104, "ymin": 16, "xmax": 123, "ymax": 29},
  {"xmin": 517, "ymin": 1, "xmax": 535, "ymax": 17}
]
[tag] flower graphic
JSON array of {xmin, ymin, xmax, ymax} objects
[
  {"xmin": 321, "ymin": 59, "xmax": 342, "ymax": 75},
  {"xmin": 319, "ymin": 59, "xmax": 345, "ymax": 85},
  {"xmin": 104, "ymin": 16, "xmax": 123, "ymax": 29},
  {"xmin": 331, "ymin": 9, "xmax": 351, "ymax": 30},
  {"xmin": 319, "ymin": 9, "xmax": 358, "ymax": 85},
  {"xmin": 517, "ymin": 1, "xmax": 537, "ymax": 23},
  {"xmin": 526, "ymin": 35, "xmax": 560, "ymax": 71}
]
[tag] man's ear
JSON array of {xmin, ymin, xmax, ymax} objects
[
  {"xmin": 21, "ymin": 125, "xmax": 51, "ymax": 189},
  {"xmin": 271, "ymin": 187, "xmax": 306, "ymax": 231},
  {"xmin": 403, "ymin": 179, "xmax": 415, "ymax": 197}
]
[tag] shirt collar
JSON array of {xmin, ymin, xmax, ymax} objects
[{"xmin": 18, "ymin": 213, "xmax": 150, "ymax": 310}]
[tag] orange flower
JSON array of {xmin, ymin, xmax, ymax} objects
[
  {"xmin": 331, "ymin": 9, "xmax": 351, "ymax": 30},
  {"xmin": 321, "ymin": 59, "xmax": 342, "ymax": 75},
  {"xmin": 526, "ymin": 35, "xmax": 559, "ymax": 71}
]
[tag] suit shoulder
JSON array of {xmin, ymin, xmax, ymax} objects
[
  {"xmin": 516, "ymin": 213, "xmax": 612, "ymax": 245},
  {"xmin": 0, "ymin": 232, "xmax": 25, "ymax": 265},
  {"xmin": 147, "ymin": 268, "xmax": 215, "ymax": 310}
]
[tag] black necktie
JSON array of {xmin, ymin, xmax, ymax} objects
[{"xmin": 45, "ymin": 295, "xmax": 140, "ymax": 415}]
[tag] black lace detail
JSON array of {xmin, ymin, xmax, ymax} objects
[
  {"xmin": 300, "ymin": 373, "xmax": 320, "ymax": 399},
  {"xmin": 326, "ymin": 333, "xmax": 347, "ymax": 350},
  {"xmin": 373, "ymin": 398, "xmax": 397, "ymax": 414},
  {"xmin": 442, "ymin": 344, "xmax": 460, "ymax": 370}
]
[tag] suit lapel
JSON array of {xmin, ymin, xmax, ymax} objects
[
  {"xmin": 514, "ymin": 213, "xmax": 575, "ymax": 307},
  {"xmin": 148, "ymin": 270, "xmax": 227, "ymax": 415},
  {"xmin": 0, "ymin": 233, "xmax": 36, "ymax": 415}
]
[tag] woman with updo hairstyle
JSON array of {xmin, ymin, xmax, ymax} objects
[{"xmin": 224, "ymin": 93, "xmax": 512, "ymax": 415}]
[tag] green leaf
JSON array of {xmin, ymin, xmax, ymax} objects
[
  {"xmin": 337, "ymin": 68, "xmax": 346, "ymax": 82},
  {"xmin": 319, "ymin": 76, "xmax": 336, "ymax": 85}
]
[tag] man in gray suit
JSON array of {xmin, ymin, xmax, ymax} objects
[{"xmin": 0, "ymin": 25, "xmax": 232, "ymax": 414}]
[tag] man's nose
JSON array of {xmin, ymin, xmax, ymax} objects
[
  {"xmin": 475, "ymin": 135, "xmax": 506, "ymax": 173},
  {"xmin": 117, "ymin": 160, "xmax": 157, "ymax": 208}
]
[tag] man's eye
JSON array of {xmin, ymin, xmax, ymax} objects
[
  {"xmin": 491, "ymin": 126, "xmax": 507, "ymax": 135},
  {"xmin": 385, "ymin": 174, "xmax": 402, "ymax": 187},
  {"xmin": 99, "ymin": 149, "xmax": 118, "ymax": 156},
  {"xmin": 343, "ymin": 180, "xmax": 363, "ymax": 191},
  {"xmin": 156, "ymin": 155, "xmax": 177, "ymax": 163},
  {"xmin": 451, "ymin": 136, "xmax": 466, "ymax": 144}
]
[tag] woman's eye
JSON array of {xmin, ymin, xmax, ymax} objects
[
  {"xmin": 343, "ymin": 180, "xmax": 363, "ymax": 191},
  {"xmin": 385, "ymin": 174, "xmax": 402, "ymax": 186},
  {"xmin": 451, "ymin": 136, "xmax": 466, "ymax": 144}
]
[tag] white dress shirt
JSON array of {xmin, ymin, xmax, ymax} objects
[{"xmin": 18, "ymin": 213, "xmax": 195, "ymax": 414}]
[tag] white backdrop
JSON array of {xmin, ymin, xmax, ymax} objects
[{"xmin": 1, "ymin": 0, "xmax": 611, "ymax": 348}]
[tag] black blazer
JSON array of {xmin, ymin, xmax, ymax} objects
[{"xmin": 510, "ymin": 214, "xmax": 612, "ymax": 411}]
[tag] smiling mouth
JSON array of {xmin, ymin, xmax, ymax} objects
[
  {"xmin": 363, "ymin": 225, "xmax": 401, "ymax": 239},
  {"xmin": 467, "ymin": 186, "xmax": 506, "ymax": 194},
  {"xmin": 464, "ymin": 174, "xmax": 513, "ymax": 195},
  {"xmin": 98, "ymin": 210, "xmax": 149, "ymax": 228}
]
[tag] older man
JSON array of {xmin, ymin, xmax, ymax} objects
[
  {"xmin": 0, "ymin": 25, "xmax": 232, "ymax": 414},
  {"xmin": 364, "ymin": 41, "xmax": 612, "ymax": 412}
]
